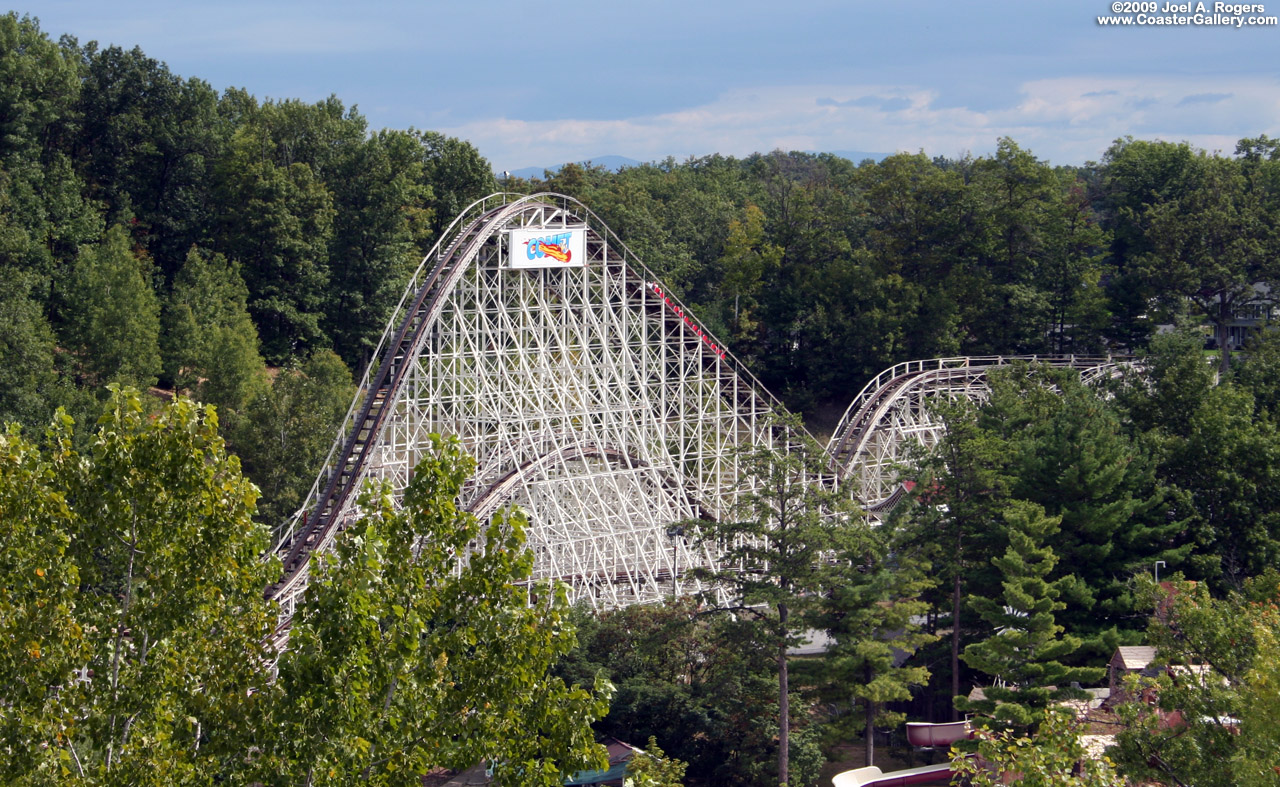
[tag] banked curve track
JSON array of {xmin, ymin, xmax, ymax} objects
[{"xmin": 826, "ymin": 355, "xmax": 1131, "ymax": 514}]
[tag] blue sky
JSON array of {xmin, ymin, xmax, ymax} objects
[{"xmin": 28, "ymin": 0, "xmax": 1280, "ymax": 171}]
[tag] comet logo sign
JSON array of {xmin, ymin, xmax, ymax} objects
[
  {"xmin": 527, "ymin": 235, "xmax": 572, "ymax": 263},
  {"xmin": 508, "ymin": 227, "xmax": 586, "ymax": 269}
]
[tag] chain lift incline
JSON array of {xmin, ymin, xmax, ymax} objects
[
  {"xmin": 266, "ymin": 192, "xmax": 1136, "ymax": 623},
  {"xmin": 267, "ymin": 193, "xmax": 801, "ymax": 617}
]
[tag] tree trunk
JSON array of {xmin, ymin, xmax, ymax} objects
[
  {"xmin": 865, "ymin": 664, "xmax": 876, "ymax": 767},
  {"xmin": 952, "ymin": 571, "xmax": 962, "ymax": 722},
  {"xmin": 778, "ymin": 603, "xmax": 789, "ymax": 787},
  {"xmin": 1217, "ymin": 292, "xmax": 1232, "ymax": 376}
]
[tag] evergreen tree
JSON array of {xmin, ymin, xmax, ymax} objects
[
  {"xmin": 900, "ymin": 399, "xmax": 1012, "ymax": 720},
  {"xmin": 954, "ymin": 501, "xmax": 1103, "ymax": 733},
  {"xmin": 820, "ymin": 524, "xmax": 936, "ymax": 767},
  {"xmin": 982, "ymin": 365, "xmax": 1179, "ymax": 656},
  {"xmin": 162, "ymin": 246, "xmax": 266, "ymax": 411},
  {"xmin": 60, "ymin": 224, "xmax": 162, "ymax": 390},
  {"xmin": 692, "ymin": 413, "xmax": 864, "ymax": 787}
]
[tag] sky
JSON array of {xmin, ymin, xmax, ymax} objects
[{"xmin": 27, "ymin": 0, "xmax": 1280, "ymax": 172}]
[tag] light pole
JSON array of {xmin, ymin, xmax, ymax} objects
[{"xmin": 1155, "ymin": 560, "xmax": 1166, "ymax": 582}]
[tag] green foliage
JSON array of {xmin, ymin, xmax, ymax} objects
[
  {"xmin": 1234, "ymin": 600, "xmax": 1280, "ymax": 787},
  {"xmin": 1137, "ymin": 152, "xmax": 1272, "ymax": 372},
  {"xmin": 900, "ymin": 398, "xmax": 1013, "ymax": 715},
  {"xmin": 59, "ymin": 224, "xmax": 162, "ymax": 390},
  {"xmin": 0, "ymin": 272, "xmax": 58, "ymax": 427},
  {"xmin": 418, "ymin": 130, "xmax": 497, "ymax": 237},
  {"xmin": 270, "ymin": 434, "xmax": 610, "ymax": 786},
  {"xmin": 0, "ymin": 412, "xmax": 92, "ymax": 783},
  {"xmin": 230, "ymin": 349, "xmax": 353, "ymax": 530},
  {"xmin": 214, "ymin": 137, "xmax": 335, "ymax": 363},
  {"xmin": 691, "ymin": 413, "xmax": 863, "ymax": 787},
  {"xmin": 1115, "ymin": 329, "xmax": 1280, "ymax": 589},
  {"xmin": 0, "ymin": 14, "xmax": 80, "ymax": 165},
  {"xmin": 982, "ymin": 365, "xmax": 1173, "ymax": 654},
  {"xmin": 954, "ymin": 501, "xmax": 1103, "ymax": 732},
  {"xmin": 819, "ymin": 522, "xmax": 936, "ymax": 766},
  {"xmin": 559, "ymin": 599, "xmax": 821, "ymax": 787},
  {"xmin": 952, "ymin": 707, "xmax": 1125, "ymax": 787},
  {"xmin": 162, "ymin": 246, "xmax": 267, "ymax": 410},
  {"xmin": 67, "ymin": 41, "xmax": 227, "ymax": 278},
  {"xmin": 324, "ymin": 129, "xmax": 432, "ymax": 368},
  {"xmin": 1109, "ymin": 576, "xmax": 1280, "ymax": 787},
  {"xmin": 0, "ymin": 395, "xmax": 612, "ymax": 786},
  {"xmin": 624, "ymin": 737, "xmax": 687, "ymax": 787},
  {"xmin": 0, "ymin": 387, "xmax": 279, "ymax": 785}
]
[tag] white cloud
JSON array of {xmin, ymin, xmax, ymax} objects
[{"xmin": 447, "ymin": 78, "xmax": 1280, "ymax": 170}]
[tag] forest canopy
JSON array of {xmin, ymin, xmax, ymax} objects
[{"xmin": 6, "ymin": 12, "xmax": 1280, "ymax": 787}]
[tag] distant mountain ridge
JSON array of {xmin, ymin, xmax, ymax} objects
[{"xmin": 498, "ymin": 150, "xmax": 890, "ymax": 180}]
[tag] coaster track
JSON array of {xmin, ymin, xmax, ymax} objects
[
  {"xmin": 826, "ymin": 355, "xmax": 1131, "ymax": 511},
  {"xmin": 268, "ymin": 193, "xmax": 795, "ymax": 615},
  {"xmin": 266, "ymin": 191, "xmax": 1135, "ymax": 619}
]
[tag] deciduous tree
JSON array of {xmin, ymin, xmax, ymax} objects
[{"xmin": 267, "ymin": 435, "xmax": 611, "ymax": 787}]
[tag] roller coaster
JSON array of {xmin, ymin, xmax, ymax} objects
[{"xmin": 267, "ymin": 193, "xmax": 1124, "ymax": 618}]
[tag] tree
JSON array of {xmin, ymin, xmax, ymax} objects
[
  {"xmin": 625, "ymin": 737, "xmax": 688, "ymax": 787},
  {"xmin": 819, "ymin": 524, "xmax": 935, "ymax": 767},
  {"xmin": 1234, "ymin": 598, "xmax": 1280, "ymax": 787},
  {"xmin": 900, "ymin": 399, "xmax": 1012, "ymax": 720},
  {"xmin": 230, "ymin": 349, "xmax": 353, "ymax": 531},
  {"xmin": 214, "ymin": 121, "xmax": 335, "ymax": 363},
  {"xmin": 1109, "ymin": 575, "xmax": 1279, "ymax": 787},
  {"xmin": 713, "ymin": 204, "xmax": 780, "ymax": 342},
  {"xmin": 162, "ymin": 246, "xmax": 267, "ymax": 411},
  {"xmin": 952, "ymin": 707, "xmax": 1126, "ymax": 787},
  {"xmin": 324, "ymin": 129, "xmax": 432, "ymax": 369},
  {"xmin": 417, "ymin": 130, "xmax": 497, "ymax": 238},
  {"xmin": 0, "ymin": 14, "xmax": 79, "ymax": 167},
  {"xmin": 0, "ymin": 387, "xmax": 280, "ymax": 785},
  {"xmin": 954, "ymin": 501, "xmax": 1103, "ymax": 733},
  {"xmin": 1115, "ymin": 328, "xmax": 1280, "ymax": 589},
  {"xmin": 1138, "ymin": 152, "xmax": 1272, "ymax": 374},
  {"xmin": 0, "ymin": 272, "xmax": 58, "ymax": 427},
  {"xmin": 557, "ymin": 598, "xmax": 820, "ymax": 787},
  {"xmin": 960, "ymin": 138, "xmax": 1060, "ymax": 354},
  {"xmin": 59, "ymin": 224, "xmax": 162, "ymax": 390},
  {"xmin": 693, "ymin": 414, "xmax": 864, "ymax": 787},
  {"xmin": 1098, "ymin": 137, "xmax": 1198, "ymax": 350},
  {"xmin": 0, "ymin": 411, "xmax": 93, "ymax": 783},
  {"xmin": 1, "ymin": 394, "xmax": 615, "ymax": 787},
  {"xmin": 981, "ymin": 365, "xmax": 1176, "ymax": 655},
  {"xmin": 266, "ymin": 434, "xmax": 611, "ymax": 786},
  {"xmin": 68, "ymin": 41, "xmax": 227, "ymax": 279}
]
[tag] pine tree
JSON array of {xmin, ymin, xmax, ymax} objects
[
  {"xmin": 692, "ymin": 412, "xmax": 864, "ymax": 787},
  {"xmin": 162, "ymin": 246, "xmax": 267, "ymax": 411},
  {"xmin": 821, "ymin": 524, "xmax": 936, "ymax": 767},
  {"xmin": 60, "ymin": 224, "xmax": 162, "ymax": 390},
  {"xmin": 954, "ymin": 501, "xmax": 1103, "ymax": 733},
  {"xmin": 900, "ymin": 398, "xmax": 1012, "ymax": 720}
]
